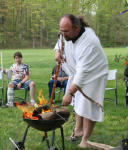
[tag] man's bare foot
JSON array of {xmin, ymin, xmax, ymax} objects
[
  {"xmin": 78, "ymin": 142, "xmax": 87, "ymax": 148},
  {"xmin": 78, "ymin": 139, "xmax": 89, "ymax": 148},
  {"xmin": 75, "ymin": 130, "xmax": 83, "ymax": 137},
  {"xmin": 70, "ymin": 130, "xmax": 83, "ymax": 141}
]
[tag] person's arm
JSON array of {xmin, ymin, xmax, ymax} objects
[
  {"xmin": 21, "ymin": 75, "xmax": 29, "ymax": 83},
  {"xmin": 53, "ymin": 74, "xmax": 56, "ymax": 79},
  {"xmin": 16, "ymin": 64, "xmax": 29, "ymax": 89},
  {"xmin": 62, "ymin": 83, "xmax": 77, "ymax": 106},
  {"xmin": 16, "ymin": 75, "xmax": 29, "ymax": 89},
  {"xmin": 55, "ymin": 51, "xmax": 62, "ymax": 62},
  {"xmin": 0, "ymin": 67, "xmax": 6, "ymax": 74},
  {"xmin": 63, "ymin": 76, "xmax": 68, "ymax": 81},
  {"xmin": 54, "ymin": 39, "xmax": 65, "ymax": 62},
  {"xmin": 52, "ymin": 65, "xmax": 57, "ymax": 79},
  {"xmin": 57, "ymin": 76, "xmax": 68, "ymax": 82}
]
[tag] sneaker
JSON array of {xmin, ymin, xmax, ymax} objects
[
  {"xmin": 29, "ymin": 100, "xmax": 35, "ymax": 106},
  {"xmin": 6, "ymin": 103, "xmax": 13, "ymax": 107}
]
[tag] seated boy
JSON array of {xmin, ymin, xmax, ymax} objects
[
  {"xmin": 2, "ymin": 52, "xmax": 35, "ymax": 107},
  {"xmin": 48, "ymin": 65, "xmax": 68, "ymax": 103}
]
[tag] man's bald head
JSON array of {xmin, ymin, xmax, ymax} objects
[{"xmin": 59, "ymin": 14, "xmax": 81, "ymax": 41}]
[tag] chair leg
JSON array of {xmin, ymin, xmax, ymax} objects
[
  {"xmin": 2, "ymin": 89, "xmax": 4, "ymax": 106},
  {"xmin": 115, "ymin": 89, "xmax": 117, "ymax": 106},
  {"xmin": 25, "ymin": 90, "xmax": 29, "ymax": 102},
  {"xmin": 56, "ymin": 88, "xmax": 64, "ymax": 102},
  {"xmin": 28, "ymin": 91, "xmax": 29, "ymax": 102},
  {"xmin": 58, "ymin": 91, "xmax": 61, "ymax": 101},
  {"xmin": 25, "ymin": 90, "xmax": 27, "ymax": 100},
  {"xmin": 5, "ymin": 87, "xmax": 8, "ymax": 104}
]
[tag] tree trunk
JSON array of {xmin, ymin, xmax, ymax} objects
[
  {"xmin": 40, "ymin": 26, "xmax": 43, "ymax": 48},
  {"xmin": 33, "ymin": 32, "xmax": 35, "ymax": 49}
]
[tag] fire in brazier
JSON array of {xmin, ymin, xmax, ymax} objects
[{"xmin": 16, "ymin": 89, "xmax": 70, "ymax": 121}]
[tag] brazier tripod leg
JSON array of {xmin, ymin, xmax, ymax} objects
[
  {"xmin": 51, "ymin": 127, "xmax": 65, "ymax": 150},
  {"xmin": 51, "ymin": 129, "xmax": 55, "ymax": 147},
  {"xmin": 21, "ymin": 125, "xmax": 30, "ymax": 144},
  {"xmin": 45, "ymin": 132, "xmax": 51, "ymax": 149},
  {"xmin": 12, "ymin": 125, "xmax": 30, "ymax": 150},
  {"xmin": 60, "ymin": 126, "xmax": 65, "ymax": 150}
]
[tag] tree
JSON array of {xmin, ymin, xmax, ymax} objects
[{"xmin": 0, "ymin": 0, "xmax": 128, "ymax": 48}]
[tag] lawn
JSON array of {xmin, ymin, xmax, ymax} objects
[{"xmin": 0, "ymin": 48, "xmax": 128, "ymax": 150}]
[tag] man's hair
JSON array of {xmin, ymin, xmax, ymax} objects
[
  {"xmin": 14, "ymin": 52, "xmax": 22, "ymax": 59},
  {"xmin": 61, "ymin": 14, "xmax": 90, "ymax": 27}
]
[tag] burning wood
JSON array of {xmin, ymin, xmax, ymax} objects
[
  {"xmin": 16, "ymin": 89, "xmax": 70, "ymax": 121},
  {"xmin": 32, "ymin": 104, "xmax": 52, "ymax": 116},
  {"xmin": 37, "ymin": 106, "xmax": 70, "ymax": 120}
]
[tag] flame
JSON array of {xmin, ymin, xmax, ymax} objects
[
  {"xmin": 38, "ymin": 89, "xmax": 49, "ymax": 105},
  {"xmin": 16, "ymin": 89, "xmax": 52, "ymax": 120}
]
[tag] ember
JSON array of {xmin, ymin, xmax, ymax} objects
[{"xmin": 16, "ymin": 89, "xmax": 52, "ymax": 120}]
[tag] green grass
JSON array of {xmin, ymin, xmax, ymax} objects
[{"xmin": 0, "ymin": 48, "xmax": 128, "ymax": 150}]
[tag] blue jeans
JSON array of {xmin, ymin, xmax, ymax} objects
[{"xmin": 48, "ymin": 79, "xmax": 68, "ymax": 99}]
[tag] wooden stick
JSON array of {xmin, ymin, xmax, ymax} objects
[
  {"xmin": 50, "ymin": 35, "xmax": 64, "ymax": 105},
  {"xmin": 86, "ymin": 141, "xmax": 114, "ymax": 150},
  {"xmin": 50, "ymin": 61, "xmax": 61, "ymax": 105}
]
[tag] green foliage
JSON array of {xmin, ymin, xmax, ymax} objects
[
  {"xmin": 0, "ymin": 33, "xmax": 3, "ymax": 44},
  {"xmin": 124, "ymin": 0, "xmax": 128, "ymax": 9},
  {"xmin": 0, "ymin": 0, "xmax": 128, "ymax": 48},
  {"xmin": 114, "ymin": 53, "xmax": 128, "ymax": 62}
]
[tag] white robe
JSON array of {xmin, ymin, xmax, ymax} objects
[{"xmin": 54, "ymin": 27, "xmax": 108, "ymax": 122}]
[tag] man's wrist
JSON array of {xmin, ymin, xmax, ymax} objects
[
  {"xmin": 67, "ymin": 92, "xmax": 73, "ymax": 98},
  {"xmin": 67, "ymin": 89, "xmax": 74, "ymax": 97},
  {"xmin": 54, "ymin": 49, "xmax": 60, "ymax": 53}
]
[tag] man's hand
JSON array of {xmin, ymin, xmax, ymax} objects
[
  {"xmin": 62, "ymin": 93, "xmax": 72, "ymax": 106},
  {"xmin": 62, "ymin": 84, "xmax": 77, "ymax": 106},
  {"xmin": 0, "ymin": 67, "xmax": 6, "ymax": 74},
  {"xmin": 57, "ymin": 77, "xmax": 63, "ymax": 82},
  {"xmin": 55, "ymin": 51, "xmax": 65, "ymax": 62}
]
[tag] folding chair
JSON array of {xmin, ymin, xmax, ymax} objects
[
  {"xmin": 104, "ymin": 69, "xmax": 117, "ymax": 106},
  {"xmin": 55, "ymin": 86, "xmax": 64, "ymax": 101},
  {"xmin": 0, "ymin": 52, "xmax": 4, "ymax": 106},
  {"xmin": 0, "ymin": 69, "xmax": 4, "ymax": 106},
  {"xmin": 5, "ymin": 69, "xmax": 29, "ymax": 104}
]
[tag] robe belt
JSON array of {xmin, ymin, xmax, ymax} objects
[{"xmin": 72, "ymin": 83, "xmax": 104, "ymax": 112}]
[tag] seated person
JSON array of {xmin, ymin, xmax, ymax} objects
[
  {"xmin": 124, "ymin": 63, "xmax": 128, "ymax": 77},
  {"xmin": 124, "ymin": 63, "xmax": 128, "ymax": 96},
  {"xmin": 48, "ymin": 65, "xmax": 68, "ymax": 102},
  {"xmin": 1, "ymin": 52, "xmax": 35, "ymax": 107}
]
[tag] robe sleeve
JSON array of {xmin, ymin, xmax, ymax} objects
[{"xmin": 73, "ymin": 37, "xmax": 108, "ymax": 88}]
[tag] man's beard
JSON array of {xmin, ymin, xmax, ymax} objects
[
  {"xmin": 64, "ymin": 32, "xmax": 78, "ymax": 42},
  {"xmin": 64, "ymin": 36, "xmax": 72, "ymax": 41}
]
